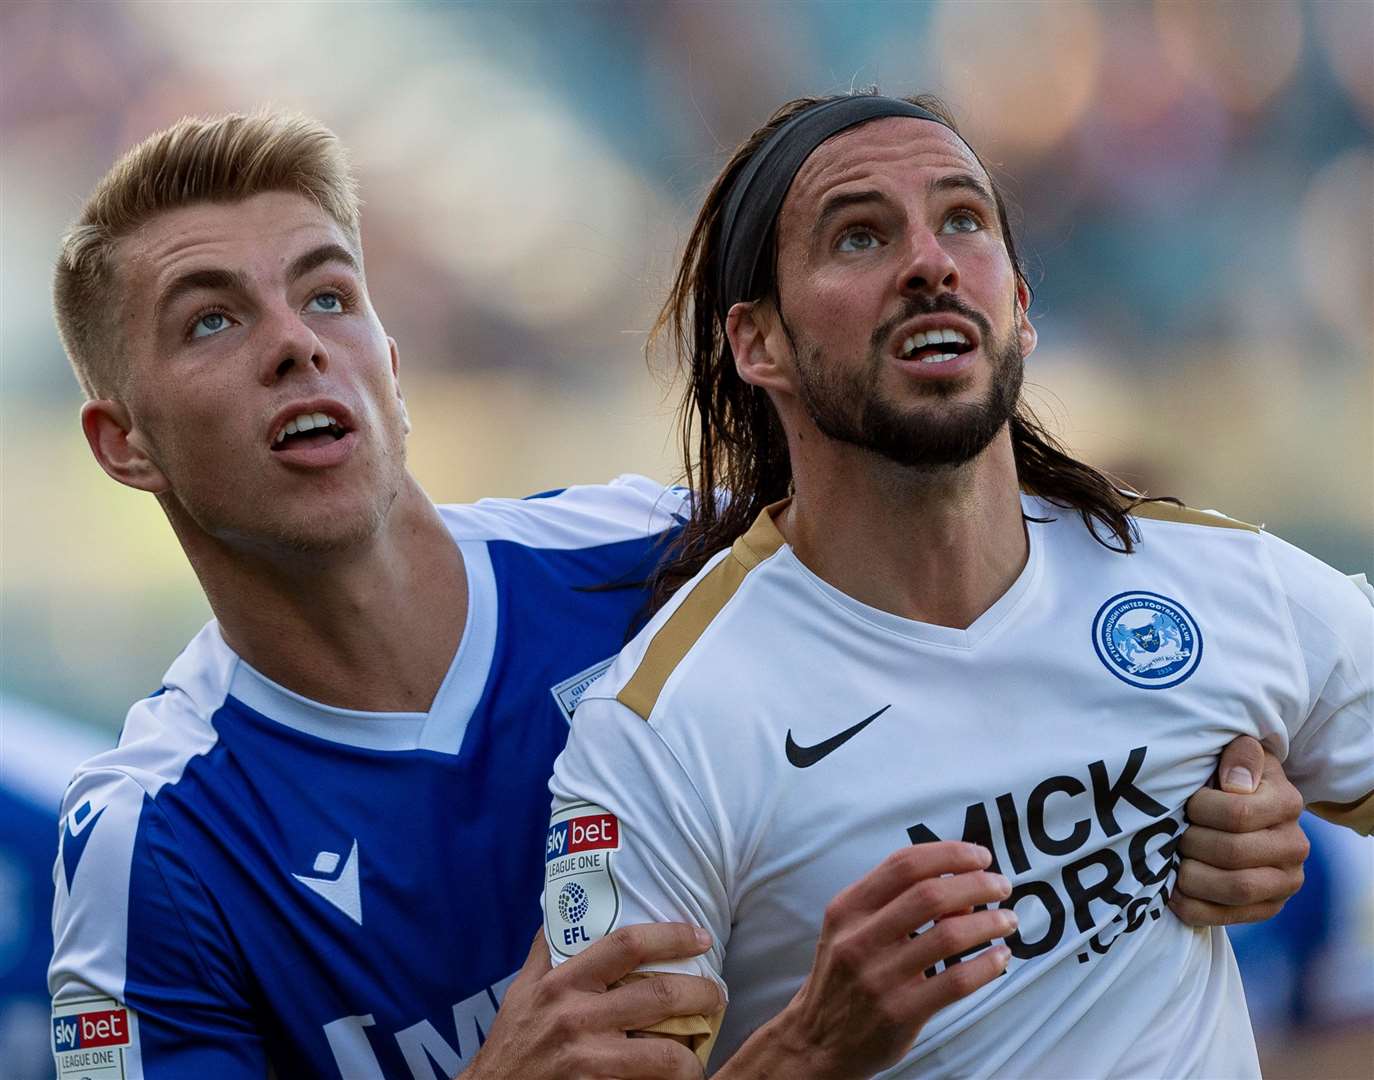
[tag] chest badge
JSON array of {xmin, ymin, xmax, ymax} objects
[{"xmin": 1093, "ymin": 591, "xmax": 1202, "ymax": 689}]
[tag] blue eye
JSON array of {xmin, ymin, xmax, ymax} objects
[
  {"xmin": 190, "ymin": 312, "xmax": 230, "ymax": 339},
  {"xmin": 837, "ymin": 229, "xmax": 880, "ymax": 253},
  {"xmin": 942, "ymin": 211, "xmax": 981, "ymax": 234},
  {"xmin": 308, "ymin": 292, "xmax": 343, "ymax": 313}
]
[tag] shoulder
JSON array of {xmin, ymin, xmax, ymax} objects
[
  {"xmin": 1036, "ymin": 493, "xmax": 1267, "ymax": 569},
  {"xmin": 1123, "ymin": 498, "xmax": 1369, "ymax": 627},
  {"xmin": 590, "ymin": 507, "xmax": 790, "ymax": 725},
  {"xmin": 1095, "ymin": 496, "xmax": 1371, "ymax": 662},
  {"xmin": 1256, "ymin": 529, "xmax": 1374, "ymax": 653},
  {"xmin": 51, "ymin": 647, "xmax": 233, "ymax": 1000},
  {"xmin": 1125, "ymin": 499, "xmax": 1261, "ymax": 536},
  {"xmin": 56, "ymin": 623, "xmax": 233, "ymax": 840},
  {"xmin": 55, "ymin": 687, "xmax": 223, "ymax": 893},
  {"xmin": 438, "ymin": 475, "xmax": 691, "ymax": 550}
]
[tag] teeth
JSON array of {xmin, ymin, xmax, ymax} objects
[
  {"xmin": 922, "ymin": 352, "xmax": 960, "ymax": 364},
  {"xmin": 901, "ymin": 327, "xmax": 970, "ymax": 357},
  {"xmin": 273, "ymin": 411, "xmax": 341, "ymax": 445}
]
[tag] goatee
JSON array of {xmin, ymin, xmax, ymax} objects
[{"xmin": 790, "ymin": 296, "xmax": 1024, "ymax": 470}]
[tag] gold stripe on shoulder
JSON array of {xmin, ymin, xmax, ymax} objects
[
  {"xmin": 618, "ymin": 502, "xmax": 789, "ymax": 721},
  {"xmin": 1309, "ymin": 791, "xmax": 1374, "ymax": 836},
  {"xmin": 1128, "ymin": 500, "xmax": 1259, "ymax": 533}
]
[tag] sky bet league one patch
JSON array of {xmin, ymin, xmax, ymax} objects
[
  {"xmin": 52, "ymin": 996, "xmax": 138, "ymax": 1079},
  {"xmin": 545, "ymin": 803, "xmax": 621, "ymax": 957}
]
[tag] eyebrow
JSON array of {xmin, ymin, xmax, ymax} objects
[
  {"xmin": 811, "ymin": 173, "xmax": 998, "ymax": 244},
  {"xmin": 812, "ymin": 189, "xmax": 887, "ymax": 243},
  {"xmin": 153, "ymin": 268, "xmax": 250, "ymax": 326},
  {"xmin": 287, "ymin": 242, "xmax": 360, "ymax": 282},
  {"xmin": 929, "ymin": 172, "xmax": 996, "ymax": 210},
  {"xmin": 153, "ymin": 243, "xmax": 360, "ymax": 326}
]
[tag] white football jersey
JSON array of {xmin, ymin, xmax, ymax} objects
[{"xmin": 546, "ymin": 496, "xmax": 1374, "ymax": 1077}]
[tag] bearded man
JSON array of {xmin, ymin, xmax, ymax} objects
[{"xmin": 543, "ymin": 94, "xmax": 1373, "ymax": 1077}]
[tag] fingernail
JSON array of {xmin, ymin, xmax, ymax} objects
[
  {"xmin": 994, "ymin": 945, "xmax": 1011, "ymax": 966},
  {"xmin": 1000, "ymin": 909, "xmax": 1019, "ymax": 932},
  {"xmin": 1224, "ymin": 767, "xmax": 1256, "ymax": 793},
  {"xmin": 694, "ymin": 928, "xmax": 712, "ymax": 949},
  {"xmin": 972, "ymin": 845, "xmax": 993, "ymax": 867}
]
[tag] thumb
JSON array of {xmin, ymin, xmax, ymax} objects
[{"xmin": 1217, "ymin": 735, "xmax": 1263, "ymax": 794}]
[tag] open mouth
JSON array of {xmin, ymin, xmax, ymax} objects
[
  {"xmin": 271, "ymin": 411, "xmax": 349, "ymax": 452},
  {"xmin": 898, "ymin": 327, "xmax": 976, "ymax": 365}
]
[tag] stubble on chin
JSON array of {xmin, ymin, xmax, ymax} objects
[
  {"xmin": 163, "ymin": 441, "xmax": 410, "ymax": 560},
  {"xmin": 794, "ymin": 324, "xmax": 1024, "ymax": 471}
]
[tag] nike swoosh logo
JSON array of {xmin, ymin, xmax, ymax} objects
[
  {"xmin": 785, "ymin": 705, "xmax": 892, "ymax": 768},
  {"xmin": 293, "ymin": 840, "xmax": 362, "ymax": 925}
]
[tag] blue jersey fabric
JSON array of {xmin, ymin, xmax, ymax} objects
[{"xmin": 49, "ymin": 478, "xmax": 685, "ymax": 1079}]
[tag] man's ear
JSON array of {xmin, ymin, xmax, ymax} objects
[
  {"xmin": 726, "ymin": 301, "xmax": 792, "ymax": 394},
  {"xmin": 388, "ymin": 337, "xmax": 411, "ymax": 435},
  {"xmin": 80, "ymin": 400, "xmax": 169, "ymax": 493},
  {"xmin": 1015, "ymin": 279, "xmax": 1037, "ymax": 361}
]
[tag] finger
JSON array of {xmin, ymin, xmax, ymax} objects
[
  {"xmin": 588, "ymin": 972, "xmax": 725, "ymax": 1033},
  {"xmin": 1168, "ymin": 892, "xmax": 1287, "ymax": 928},
  {"xmin": 867, "ymin": 871, "xmax": 1011, "ymax": 944},
  {"xmin": 1176, "ymin": 821, "xmax": 1310, "ymax": 871},
  {"xmin": 901, "ymin": 909, "xmax": 1018, "ymax": 976},
  {"xmin": 1174, "ymin": 858, "xmax": 1303, "ymax": 908},
  {"xmin": 600, "ymin": 1034, "xmax": 704, "ymax": 1079},
  {"xmin": 1216, "ymin": 735, "xmax": 1264, "ymax": 794},
  {"xmin": 894, "ymin": 944, "xmax": 1011, "ymax": 1027},
  {"xmin": 1258, "ymin": 749, "xmax": 1302, "ymax": 798},
  {"xmin": 558, "ymin": 924, "xmax": 711, "ymax": 991},
  {"xmin": 1185, "ymin": 776, "xmax": 1303, "ymax": 833},
  {"xmin": 838, "ymin": 842, "xmax": 993, "ymax": 913}
]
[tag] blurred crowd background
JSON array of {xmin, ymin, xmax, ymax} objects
[{"xmin": 2, "ymin": 1, "xmax": 1371, "ymax": 1077}]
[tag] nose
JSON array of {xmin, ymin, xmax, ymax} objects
[
  {"xmin": 897, "ymin": 224, "xmax": 959, "ymax": 298},
  {"xmin": 258, "ymin": 306, "xmax": 329, "ymax": 385}
]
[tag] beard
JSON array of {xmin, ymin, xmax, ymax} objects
[{"xmin": 789, "ymin": 295, "xmax": 1024, "ymax": 470}]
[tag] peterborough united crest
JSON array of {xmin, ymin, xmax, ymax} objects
[{"xmin": 1093, "ymin": 591, "xmax": 1202, "ymax": 689}]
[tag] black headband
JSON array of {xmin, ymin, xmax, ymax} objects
[{"xmin": 715, "ymin": 96, "xmax": 956, "ymax": 326}]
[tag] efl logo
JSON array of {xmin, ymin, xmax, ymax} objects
[
  {"xmin": 53, "ymin": 1007, "xmax": 130, "ymax": 1052},
  {"xmin": 545, "ymin": 813, "xmax": 619, "ymax": 862}
]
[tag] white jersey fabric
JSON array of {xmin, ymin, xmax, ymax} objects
[{"xmin": 546, "ymin": 496, "xmax": 1374, "ymax": 1077}]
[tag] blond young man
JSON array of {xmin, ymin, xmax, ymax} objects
[
  {"xmin": 544, "ymin": 94, "xmax": 1372, "ymax": 1076},
  {"xmin": 50, "ymin": 109, "xmax": 1309, "ymax": 1080},
  {"xmin": 48, "ymin": 112, "xmax": 722, "ymax": 1080}
]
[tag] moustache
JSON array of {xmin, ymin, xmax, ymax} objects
[{"xmin": 869, "ymin": 295, "xmax": 992, "ymax": 355}]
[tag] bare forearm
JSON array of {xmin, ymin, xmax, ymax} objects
[{"xmin": 711, "ymin": 1014, "xmax": 832, "ymax": 1080}]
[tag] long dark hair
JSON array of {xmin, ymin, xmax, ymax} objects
[{"xmin": 647, "ymin": 91, "xmax": 1159, "ymax": 613}]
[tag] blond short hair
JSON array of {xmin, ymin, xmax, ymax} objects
[{"xmin": 54, "ymin": 110, "xmax": 361, "ymax": 399}]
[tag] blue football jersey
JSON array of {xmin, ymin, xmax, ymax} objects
[{"xmin": 49, "ymin": 477, "xmax": 687, "ymax": 1080}]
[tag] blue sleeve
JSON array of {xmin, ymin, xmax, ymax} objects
[{"xmin": 50, "ymin": 770, "xmax": 268, "ymax": 1079}]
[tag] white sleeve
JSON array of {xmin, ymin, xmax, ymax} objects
[
  {"xmin": 1263, "ymin": 533, "xmax": 1374, "ymax": 831},
  {"xmin": 544, "ymin": 692, "xmax": 730, "ymax": 990}
]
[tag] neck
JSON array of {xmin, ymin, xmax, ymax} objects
[
  {"xmin": 778, "ymin": 428, "xmax": 1027, "ymax": 629},
  {"xmin": 171, "ymin": 476, "xmax": 466, "ymax": 712}
]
